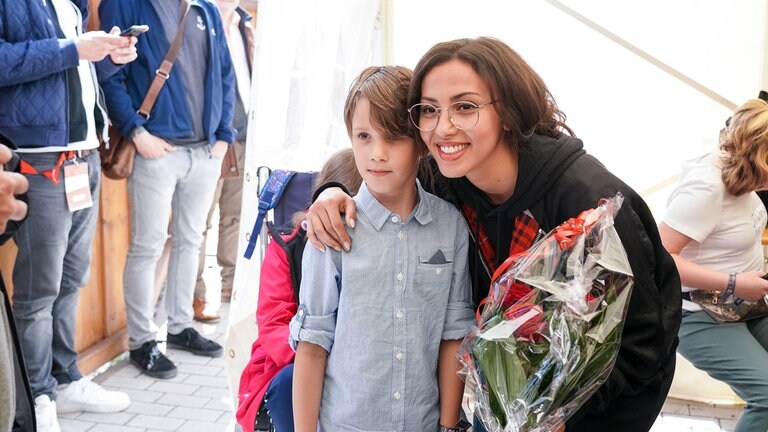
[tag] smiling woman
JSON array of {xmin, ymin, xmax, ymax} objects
[{"xmin": 306, "ymin": 36, "xmax": 682, "ymax": 432}]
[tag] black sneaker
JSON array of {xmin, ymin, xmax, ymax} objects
[
  {"xmin": 167, "ymin": 328, "xmax": 223, "ymax": 357},
  {"xmin": 129, "ymin": 341, "xmax": 177, "ymax": 379}
]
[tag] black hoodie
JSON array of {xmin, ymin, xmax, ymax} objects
[{"xmin": 420, "ymin": 133, "xmax": 682, "ymax": 429}]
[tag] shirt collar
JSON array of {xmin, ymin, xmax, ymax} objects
[{"xmin": 356, "ymin": 180, "xmax": 433, "ymax": 231}]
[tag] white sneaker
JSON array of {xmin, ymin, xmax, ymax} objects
[
  {"xmin": 56, "ymin": 377, "xmax": 131, "ymax": 413},
  {"xmin": 34, "ymin": 395, "xmax": 61, "ymax": 432}
]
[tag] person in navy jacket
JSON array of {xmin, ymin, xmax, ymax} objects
[
  {"xmin": 0, "ymin": 0, "xmax": 137, "ymax": 430},
  {"xmin": 98, "ymin": 0, "xmax": 236, "ymax": 380}
]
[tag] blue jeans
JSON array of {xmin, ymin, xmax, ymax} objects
[
  {"xmin": 679, "ymin": 310, "xmax": 768, "ymax": 432},
  {"xmin": 265, "ymin": 364, "xmax": 294, "ymax": 432},
  {"xmin": 124, "ymin": 144, "xmax": 221, "ymax": 349},
  {"xmin": 12, "ymin": 151, "xmax": 101, "ymax": 399}
]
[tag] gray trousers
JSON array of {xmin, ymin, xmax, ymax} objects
[
  {"xmin": 12, "ymin": 151, "xmax": 100, "ymax": 398},
  {"xmin": 678, "ymin": 310, "xmax": 768, "ymax": 432},
  {"xmin": 124, "ymin": 144, "xmax": 220, "ymax": 350}
]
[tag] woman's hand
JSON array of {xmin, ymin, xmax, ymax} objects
[
  {"xmin": 305, "ymin": 187, "xmax": 356, "ymax": 252},
  {"xmin": 734, "ymin": 271, "xmax": 768, "ymax": 302}
]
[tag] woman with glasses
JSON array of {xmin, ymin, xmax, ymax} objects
[{"xmin": 306, "ymin": 37, "xmax": 681, "ymax": 432}]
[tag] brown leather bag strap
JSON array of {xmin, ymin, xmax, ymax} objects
[{"xmin": 138, "ymin": 0, "xmax": 192, "ymax": 118}]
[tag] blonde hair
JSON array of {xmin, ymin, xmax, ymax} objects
[
  {"xmin": 720, "ymin": 99, "xmax": 768, "ymax": 196},
  {"xmin": 314, "ymin": 148, "xmax": 363, "ymax": 196}
]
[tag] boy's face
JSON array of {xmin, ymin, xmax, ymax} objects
[{"xmin": 350, "ymin": 98, "xmax": 419, "ymax": 203}]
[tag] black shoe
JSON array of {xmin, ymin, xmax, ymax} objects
[
  {"xmin": 167, "ymin": 328, "xmax": 223, "ymax": 357},
  {"xmin": 130, "ymin": 341, "xmax": 177, "ymax": 379}
]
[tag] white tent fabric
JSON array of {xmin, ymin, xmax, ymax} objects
[
  {"xmin": 226, "ymin": 0, "xmax": 767, "ymax": 410},
  {"xmin": 223, "ymin": 0, "xmax": 381, "ymax": 406}
]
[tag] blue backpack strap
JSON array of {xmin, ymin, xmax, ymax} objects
[{"xmin": 243, "ymin": 169, "xmax": 297, "ymax": 259}]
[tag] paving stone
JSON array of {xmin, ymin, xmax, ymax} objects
[
  {"xmin": 121, "ymin": 387, "xmax": 165, "ymax": 403},
  {"xmin": 167, "ymin": 406, "xmax": 223, "ymax": 422},
  {"xmin": 178, "ymin": 420, "xmax": 224, "ymax": 432},
  {"xmin": 124, "ymin": 401, "xmax": 174, "ymax": 416},
  {"xmin": 57, "ymin": 418, "xmax": 94, "ymax": 432},
  {"xmin": 101, "ymin": 374, "xmax": 155, "ymax": 390},
  {"xmin": 192, "ymin": 385, "xmax": 230, "ymax": 399},
  {"xmin": 77, "ymin": 411, "xmax": 133, "ymax": 425},
  {"xmin": 177, "ymin": 363, "xmax": 223, "ymax": 377},
  {"xmin": 157, "ymin": 393, "xmax": 211, "ymax": 409},
  {"xmin": 146, "ymin": 381, "xmax": 200, "ymax": 395},
  {"xmin": 183, "ymin": 373, "xmax": 229, "ymax": 388},
  {"xmin": 88, "ymin": 424, "xmax": 146, "ymax": 432},
  {"xmin": 127, "ymin": 414, "xmax": 185, "ymax": 431}
]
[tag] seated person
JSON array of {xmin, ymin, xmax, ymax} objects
[{"xmin": 236, "ymin": 148, "xmax": 362, "ymax": 431}]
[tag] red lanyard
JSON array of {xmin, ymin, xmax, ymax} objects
[{"xmin": 19, "ymin": 151, "xmax": 74, "ymax": 185}]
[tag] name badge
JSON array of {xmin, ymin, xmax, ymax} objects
[{"xmin": 64, "ymin": 162, "xmax": 93, "ymax": 212}]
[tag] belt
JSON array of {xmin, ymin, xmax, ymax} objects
[
  {"xmin": 19, "ymin": 149, "xmax": 97, "ymax": 185},
  {"xmin": 74, "ymin": 148, "xmax": 97, "ymax": 158}
]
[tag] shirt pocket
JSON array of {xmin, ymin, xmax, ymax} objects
[{"xmin": 414, "ymin": 247, "xmax": 455, "ymax": 303}]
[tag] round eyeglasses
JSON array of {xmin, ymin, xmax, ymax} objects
[{"xmin": 407, "ymin": 100, "xmax": 496, "ymax": 132}]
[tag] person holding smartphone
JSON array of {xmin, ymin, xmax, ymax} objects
[
  {"xmin": 0, "ymin": 0, "xmax": 138, "ymax": 430},
  {"xmin": 660, "ymin": 99, "xmax": 768, "ymax": 432}
]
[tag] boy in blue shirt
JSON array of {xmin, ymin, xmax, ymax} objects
[{"xmin": 290, "ymin": 65, "xmax": 474, "ymax": 432}]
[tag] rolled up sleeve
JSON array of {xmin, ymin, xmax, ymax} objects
[
  {"xmin": 288, "ymin": 244, "xmax": 342, "ymax": 353},
  {"xmin": 442, "ymin": 217, "xmax": 475, "ymax": 340}
]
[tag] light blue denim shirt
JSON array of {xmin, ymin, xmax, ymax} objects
[{"xmin": 289, "ymin": 180, "xmax": 474, "ymax": 432}]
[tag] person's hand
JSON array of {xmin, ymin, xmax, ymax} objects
[
  {"xmin": 733, "ymin": 271, "xmax": 768, "ymax": 302},
  {"xmin": 211, "ymin": 140, "xmax": 228, "ymax": 158},
  {"xmin": 133, "ymin": 131, "xmax": 176, "ymax": 159},
  {"xmin": 0, "ymin": 145, "xmax": 28, "ymax": 232},
  {"xmin": 107, "ymin": 27, "xmax": 138, "ymax": 65},
  {"xmin": 305, "ymin": 187, "xmax": 356, "ymax": 252},
  {"xmin": 76, "ymin": 31, "xmax": 128, "ymax": 62}
]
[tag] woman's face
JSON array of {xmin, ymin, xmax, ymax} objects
[{"xmin": 417, "ymin": 59, "xmax": 511, "ymax": 181}]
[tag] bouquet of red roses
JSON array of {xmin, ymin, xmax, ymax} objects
[{"xmin": 460, "ymin": 194, "xmax": 633, "ymax": 432}]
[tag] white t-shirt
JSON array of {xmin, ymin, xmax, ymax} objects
[{"xmin": 663, "ymin": 151, "xmax": 767, "ymax": 311}]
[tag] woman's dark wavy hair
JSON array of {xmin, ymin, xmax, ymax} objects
[{"xmin": 408, "ymin": 37, "xmax": 574, "ymax": 151}]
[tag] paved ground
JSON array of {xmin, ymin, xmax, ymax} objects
[{"xmin": 59, "ymin": 302, "xmax": 237, "ymax": 432}]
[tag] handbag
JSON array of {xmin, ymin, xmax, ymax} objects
[
  {"xmin": 100, "ymin": 125, "xmax": 137, "ymax": 180},
  {"xmin": 687, "ymin": 289, "xmax": 768, "ymax": 322},
  {"xmin": 99, "ymin": 0, "xmax": 191, "ymax": 180}
]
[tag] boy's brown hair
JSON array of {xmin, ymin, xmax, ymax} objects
[{"xmin": 343, "ymin": 66, "xmax": 413, "ymax": 142}]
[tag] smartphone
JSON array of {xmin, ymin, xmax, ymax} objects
[{"xmin": 119, "ymin": 25, "xmax": 149, "ymax": 37}]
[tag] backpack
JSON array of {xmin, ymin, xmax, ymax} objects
[{"xmin": 243, "ymin": 168, "xmax": 316, "ymax": 259}]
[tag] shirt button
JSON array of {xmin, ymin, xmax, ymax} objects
[
  {"xmin": 396, "ymin": 310, "xmax": 403, "ymax": 319},
  {"xmin": 393, "ymin": 391, "xmax": 401, "ymax": 400},
  {"xmin": 397, "ymin": 231, "xmax": 404, "ymax": 240},
  {"xmin": 391, "ymin": 216, "xmax": 399, "ymax": 223},
  {"xmin": 395, "ymin": 351, "xmax": 403, "ymax": 360},
  {"xmin": 298, "ymin": 309, "xmax": 304, "ymax": 316},
  {"xmin": 435, "ymin": 268, "xmax": 443, "ymax": 275},
  {"xmin": 396, "ymin": 272, "xmax": 404, "ymax": 281}
]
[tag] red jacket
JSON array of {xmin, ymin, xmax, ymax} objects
[{"xmin": 236, "ymin": 226, "xmax": 304, "ymax": 430}]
